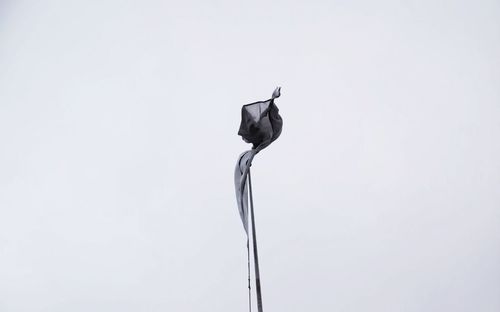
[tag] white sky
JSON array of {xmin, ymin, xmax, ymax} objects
[{"xmin": 1, "ymin": 0, "xmax": 499, "ymax": 311}]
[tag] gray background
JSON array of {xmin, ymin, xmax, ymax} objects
[{"xmin": 1, "ymin": 0, "xmax": 499, "ymax": 311}]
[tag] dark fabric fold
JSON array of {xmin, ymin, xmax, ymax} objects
[{"xmin": 234, "ymin": 87, "xmax": 283, "ymax": 234}]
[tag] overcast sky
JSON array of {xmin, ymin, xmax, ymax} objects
[{"xmin": 1, "ymin": 0, "xmax": 499, "ymax": 311}]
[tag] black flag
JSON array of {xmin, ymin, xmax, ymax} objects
[
  {"xmin": 234, "ymin": 87, "xmax": 283, "ymax": 312},
  {"xmin": 234, "ymin": 87, "xmax": 283, "ymax": 233}
]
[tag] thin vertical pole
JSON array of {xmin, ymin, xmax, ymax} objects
[
  {"xmin": 248, "ymin": 169, "xmax": 264, "ymax": 312},
  {"xmin": 247, "ymin": 238, "xmax": 252, "ymax": 312}
]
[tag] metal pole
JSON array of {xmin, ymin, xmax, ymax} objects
[
  {"xmin": 247, "ymin": 238, "xmax": 252, "ymax": 312},
  {"xmin": 248, "ymin": 169, "xmax": 264, "ymax": 312}
]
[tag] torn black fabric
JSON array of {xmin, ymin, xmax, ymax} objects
[{"xmin": 234, "ymin": 87, "xmax": 283, "ymax": 234}]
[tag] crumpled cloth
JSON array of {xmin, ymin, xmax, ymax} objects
[{"xmin": 234, "ymin": 87, "xmax": 283, "ymax": 234}]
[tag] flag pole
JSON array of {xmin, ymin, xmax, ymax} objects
[
  {"xmin": 248, "ymin": 168, "xmax": 264, "ymax": 312},
  {"xmin": 247, "ymin": 238, "xmax": 252, "ymax": 312}
]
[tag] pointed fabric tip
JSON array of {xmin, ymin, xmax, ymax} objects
[{"xmin": 272, "ymin": 86, "xmax": 281, "ymax": 99}]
